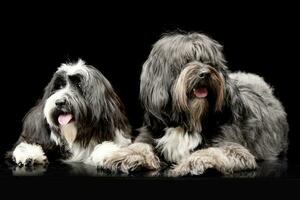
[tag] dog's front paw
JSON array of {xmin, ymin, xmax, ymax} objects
[
  {"xmin": 167, "ymin": 154, "xmax": 214, "ymax": 177},
  {"xmin": 167, "ymin": 162, "xmax": 193, "ymax": 177},
  {"xmin": 168, "ymin": 162, "xmax": 206, "ymax": 177},
  {"xmin": 88, "ymin": 141, "xmax": 120, "ymax": 168},
  {"xmin": 12, "ymin": 142, "xmax": 48, "ymax": 167},
  {"xmin": 102, "ymin": 143, "xmax": 160, "ymax": 174}
]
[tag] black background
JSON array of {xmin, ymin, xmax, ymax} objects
[{"xmin": 0, "ymin": 2, "xmax": 299, "ymax": 193}]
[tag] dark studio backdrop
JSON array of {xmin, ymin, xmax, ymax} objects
[{"xmin": 0, "ymin": 3, "xmax": 299, "ymax": 191}]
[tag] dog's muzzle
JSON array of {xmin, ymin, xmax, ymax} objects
[
  {"xmin": 52, "ymin": 98, "xmax": 74, "ymax": 126},
  {"xmin": 192, "ymin": 71, "xmax": 210, "ymax": 98}
]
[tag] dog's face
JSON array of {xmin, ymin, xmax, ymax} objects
[
  {"xmin": 43, "ymin": 62, "xmax": 86, "ymax": 128},
  {"xmin": 173, "ymin": 61, "xmax": 225, "ymax": 113},
  {"xmin": 43, "ymin": 60, "xmax": 113, "ymax": 129},
  {"xmin": 172, "ymin": 61, "xmax": 225, "ymax": 132},
  {"xmin": 140, "ymin": 33, "xmax": 228, "ymax": 132}
]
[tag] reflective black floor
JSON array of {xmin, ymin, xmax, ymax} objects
[
  {"xmin": 1, "ymin": 158, "xmax": 299, "ymax": 178},
  {"xmin": 1, "ymin": 158, "xmax": 299, "ymax": 198}
]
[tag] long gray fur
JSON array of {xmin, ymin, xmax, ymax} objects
[{"xmin": 100, "ymin": 32, "xmax": 289, "ymax": 176}]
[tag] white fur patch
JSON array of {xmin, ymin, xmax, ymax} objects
[
  {"xmin": 87, "ymin": 142, "xmax": 120, "ymax": 166},
  {"xmin": 12, "ymin": 142, "xmax": 47, "ymax": 165},
  {"xmin": 58, "ymin": 59, "xmax": 89, "ymax": 76},
  {"xmin": 66, "ymin": 142, "xmax": 96, "ymax": 163},
  {"xmin": 114, "ymin": 129, "xmax": 131, "ymax": 147},
  {"xmin": 156, "ymin": 127, "xmax": 202, "ymax": 163},
  {"xmin": 50, "ymin": 132, "xmax": 61, "ymax": 145},
  {"xmin": 43, "ymin": 87, "xmax": 70, "ymax": 126},
  {"xmin": 64, "ymin": 129, "xmax": 130, "ymax": 163}
]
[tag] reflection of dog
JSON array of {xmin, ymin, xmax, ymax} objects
[
  {"xmin": 103, "ymin": 32, "xmax": 289, "ymax": 176},
  {"xmin": 7, "ymin": 60, "xmax": 131, "ymax": 168}
]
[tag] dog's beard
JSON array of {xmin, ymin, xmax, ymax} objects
[
  {"xmin": 188, "ymin": 98, "xmax": 209, "ymax": 132},
  {"xmin": 44, "ymin": 87, "xmax": 90, "ymax": 129},
  {"xmin": 173, "ymin": 61, "xmax": 225, "ymax": 132}
]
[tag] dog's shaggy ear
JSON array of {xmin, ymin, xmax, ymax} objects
[
  {"xmin": 85, "ymin": 66, "xmax": 130, "ymax": 135},
  {"xmin": 17, "ymin": 74, "xmax": 58, "ymax": 144},
  {"xmin": 140, "ymin": 58, "xmax": 172, "ymax": 124},
  {"xmin": 18, "ymin": 102, "xmax": 50, "ymax": 144}
]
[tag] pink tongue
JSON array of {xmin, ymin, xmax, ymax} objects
[
  {"xmin": 58, "ymin": 114, "xmax": 73, "ymax": 125},
  {"xmin": 194, "ymin": 88, "xmax": 208, "ymax": 98}
]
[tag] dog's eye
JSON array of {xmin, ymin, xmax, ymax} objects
[
  {"xmin": 54, "ymin": 83, "xmax": 65, "ymax": 90},
  {"xmin": 53, "ymin": 77, "xmax": 66, "ymax": 91},
  {"xmin": 76, "ymin": 82, "xmax": 82, "ymax": 88},
  {"xmin": 68, "ymin": 75, "xmax": 82, "ymax": 89}
]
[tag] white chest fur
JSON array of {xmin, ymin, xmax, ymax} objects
[
  {"xmin": 156, "ymin": 127, "xmax": 202, "ymax": 163},
  {"xmin": 59, "ymin": 122, "xmax": 93, "ymax": 162},
  {"xmin": 55, "ymin": 127, "xmax": 131, "ymax": 164}
]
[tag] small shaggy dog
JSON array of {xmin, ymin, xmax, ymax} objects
[
  {"xmin": 102, "ymin": 32, "xmax": 289, "ymax": 176},
  {"xmin": 7, "ymin": 60, "xmax": 132, "ymax": 168}
]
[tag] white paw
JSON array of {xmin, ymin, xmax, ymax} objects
[
  {"xmin": 88, "ymin": 141, "xmax": 120, "ymax": 167},
  {"xmin": 12, "ymin": 142, "xmax": 48, "ymax": 166}
]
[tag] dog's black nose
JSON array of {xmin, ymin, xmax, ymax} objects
[
  {"xmin": 55, "ymin": 99, "xmax": 66, "ymax": 107},
  {"xmin": 199, "ymin": 72, "xmax": 209, "ymax": 79}
]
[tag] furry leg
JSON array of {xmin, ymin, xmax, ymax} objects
[
  {"xmin": 101, "ymin": 142, "xmax": 160, "ymax": 173},
  {"xmin": 168, "ymin": 142, "xmax": 257, "ymax": 177}
]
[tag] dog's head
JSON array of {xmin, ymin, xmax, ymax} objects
[
  {"xmin": 43, "ymin": 60, "xmax": 104, "ymax": 127},
  {"xmin": 172, "ymin": 61, "xmax": 225, "ymax": 132},
  {"xmin": 40, "ymin": 60, "xmax": 129, "ymax": 145},
  {"xmin": 140, "ymin": 32, "xmax": 227, "ymax": 132}
]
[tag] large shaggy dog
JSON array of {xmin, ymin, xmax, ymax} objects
[
  {"xmin": 7, "ymin": 60, "xmax": 131, "ymax": 168},
  {"xmin": 102, "ymin": 32, "xmax": 289, "ymax": 176}
]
